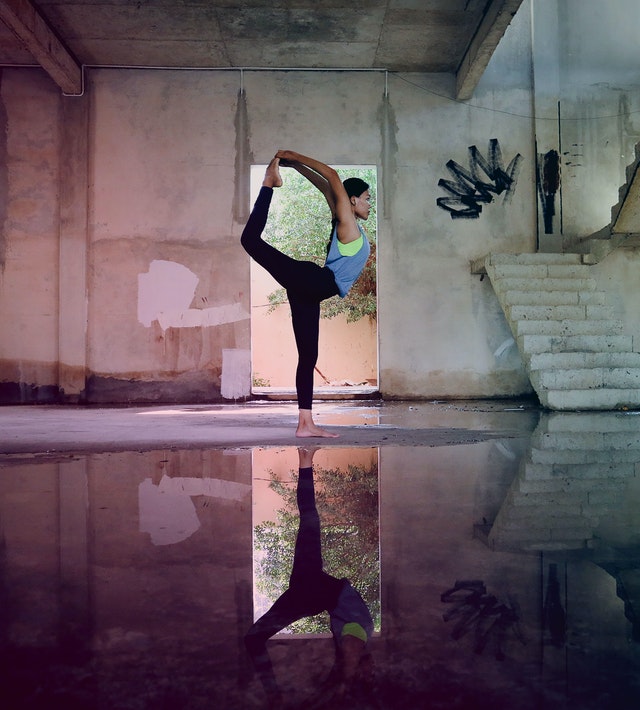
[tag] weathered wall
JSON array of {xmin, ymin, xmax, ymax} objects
[
  {"xmin": 0, "ymin": 59, "xmax": 535, "ymax": 403},
  {"xmin": 533, "ymin": 0, "xmax": 640, "ymax": 247},
  {"xmin": 87, "ymin": 70, "xmax": 248, "ymax": 403},
  {"xmin": 3, "ymin": 0, "xmax": 638, "ymax": 405},
  {"xmin": 531, "ymin": 0, "xmax": 640, "ymax": 346},
  {"xmin": 0, "ymin": 70, "xmax": 61, "ymax": 402}
]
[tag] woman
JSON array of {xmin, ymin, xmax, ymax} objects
[{"xmin": 241, "ymin": 150, "xmax": 372, "ymax": 438}]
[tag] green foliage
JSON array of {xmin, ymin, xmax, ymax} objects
[
  {"xmin": 263, "ymin": 167, "xmax": 377, "ymax": 323},
  {"xmin": 254, "ymin": 462, "xmax": 381, "ymax": 634}
]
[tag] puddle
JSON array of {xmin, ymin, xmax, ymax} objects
[{"xmin": 1, "ymin": 412, "xmax": 640, "ymax": 708}]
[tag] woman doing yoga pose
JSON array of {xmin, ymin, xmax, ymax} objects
[{"xmin": 241, "ymin": 150, "xmax": 372, "ymax": 438}]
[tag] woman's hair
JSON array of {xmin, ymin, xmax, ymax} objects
[
  {"xmin": 326, "ymin": 177, "xmax": 370, "ymax": 253},
  {"xmin": 343, "ymin": 177, "xmax": 369, "ymax": 199}
]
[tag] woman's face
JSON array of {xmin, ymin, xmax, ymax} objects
[{"xmin": 352, "ymin": 190, "xmax": 371, "ymax": 221}]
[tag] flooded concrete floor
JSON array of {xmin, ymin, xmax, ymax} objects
[{"xmin": 1, "ymin": 400, "xmax": 639, "ymax": 709}]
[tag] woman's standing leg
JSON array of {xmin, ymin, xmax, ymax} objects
[{"xmin": 289, "ymin": 294, "xmax": 339, "ymax": 438}]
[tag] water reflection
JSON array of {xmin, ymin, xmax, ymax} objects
[
  {"xmin": 0, "ymin": 412, "xmax": 639, "ymax": 709},
  {"xmin": 246, "ymin": 447, "xmax": 376, "ymax": 708}
]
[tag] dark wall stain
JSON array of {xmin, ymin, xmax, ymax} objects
[
  {"xmin": 233, "ymin": 87, "xmax": 253, "ymax": 224},
  {"xmin": 0, "ymin": 381, "xmax": 60, "ymax": 404},
  {"xmin": 378, "ymin": 90, "xmax": 398, "ymax": 219},
  {"xmin": 85, "ymin": 374, "xmax": 230, "ymax": 404},
  {"xmin": 537, "ymin": 149, "xmax": 561, "ymax": 234},
  {"xmin": 0, "ymin": 70, "xmax": 8, "ymax": 270}
]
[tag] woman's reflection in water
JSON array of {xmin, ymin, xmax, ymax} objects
[{"xmin": 245, "ymin": 447, "xmax": 374, "ymax": 708}]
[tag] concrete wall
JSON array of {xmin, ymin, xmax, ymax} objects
[
  {"xmin": 1, "ymin": 0, "xmax": 638, "ymax": 405},
  {"xmin": 533, "ymin": 0, "xmax": 640, "ymax": 248}
]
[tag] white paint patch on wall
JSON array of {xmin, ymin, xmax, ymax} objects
[
  {"xmin": 157, "ymin": 302, "xmax": 249, "ymax": 330},
  {"xmin": 139, "ymin": 474, "xmax": 250, "ymax": 545},
  {"xmin": 221, "ymin": 348, "xmax": 251, "ymax": 400},
  {"xmin": 138, "ymin": 259, "xmax": 198, "ymax": 327},
  {"xmin": 138, "ymin": 259, "xmax": 249, "ymax": 330}
]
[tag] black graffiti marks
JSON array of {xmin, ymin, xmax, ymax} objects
[
  {"xmin": 441, "ymin": 579, "xmax": 526, "ymax": 660},
  {"xmin": 437, "ymin": 139, "xmax": 523, "ymax": 219}
]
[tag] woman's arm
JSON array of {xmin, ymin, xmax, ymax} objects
[
  {"xmin": 282, "ymin": 160, "xmax": 336, "ymax": 216},
  {"xmin": 276, "ymin": 150, "xmax": 360, "ymax": 243}
]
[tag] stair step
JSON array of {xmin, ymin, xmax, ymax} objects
[
  {"xmin": 508, "ymin": 304, "xmax": 615, "ymax": 321},
  {"xmin": 473, "ymin": 251, "xmax": 592, "ymax": 275},
  {"xmin": 529, "ymin": 351, "xmax": 640, "ymax": 370},
  {"xmin": 531, "ymin": 446, "xmax": 640, "ymax": 464},
  {"xmin": 518, "ymin": 473, "xmax": 632, "ymax": 493},
  {"xmin": 519, "ymin": 334, "xmax": 633, "ymax": 354},
  {"xmin": 521, "ymin": 464, "xmax": 635, "ymax": 483},
  {"xmin": 489, "ymin": 264, "xmax": 590, "ymax": 279},
  {"xmin": 534, "ymin": 367, "xmax": 640, "ymax": 390},
  {"xmin": 543, "ymin": 388, "xmax": 640, "ymax": 410},
  {"xmin": 532, "ymin": 429, "xmax": 640, "ymax": 450},
  {"xmin": 500, "ymin": 289, "xmax": 607, "ymax": 307},
  {"xmin": 542, "ymin": 411, "xmax": 640, "ymax": 432},
  {"xmin": 484, "ymin": 253, "xmax": 583, "ymax": 266},
  {"xmin": 516, "ymin": 319, "xmax": 622, "ymax": 337},
  {"xmin": 493, "ymin": 278, "xmax": 597, "ymax": 296}
]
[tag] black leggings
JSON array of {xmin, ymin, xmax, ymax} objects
[{"xmin": 241, "ymin": 186, "xmax": 339, "ymax": 409}]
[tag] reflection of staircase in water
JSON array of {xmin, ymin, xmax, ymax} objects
[
  {"xmin": 480, "ymin": 412, "xmax": 640, "ymax": 553},
  {"xmin": 597, "ymin": 553, "xmax": 640, "ymax": 641}
]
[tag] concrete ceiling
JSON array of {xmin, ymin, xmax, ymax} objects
[{"xmin": 0, "ymin": 0, "xmax": 524, "ymax": 98}]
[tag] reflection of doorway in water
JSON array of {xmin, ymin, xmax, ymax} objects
[
  {"xmin": 249, "ymin": 164, "xmax": 379, "ymax": 400},
  {"xmin": 250, "ymin": 447, "xmax": 381, "ymax": 636}
]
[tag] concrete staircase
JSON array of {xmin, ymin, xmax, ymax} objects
[
  {"xmin": 481, "ymin": 412, "xmax": 639, "ymax": 552},
  {"xmin": 472, "ymin": 252, "xmax": 640, "ymax": 410}
]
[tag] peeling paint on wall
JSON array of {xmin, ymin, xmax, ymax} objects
[
  {"xmin": 156, "ymin": 302, "xmax": 249, "ymax": 331},
  {"xmin": 221, "ymin": 348, "xmax": 250, "ymax": 400},
  {"xmin": 138, "ymin": 259, "xmax": 249, "ymax": 331}
]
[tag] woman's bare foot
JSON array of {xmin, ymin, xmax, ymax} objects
[
  {"xmin": 296, "ymin": 410, "xmax": 339, "ymax": 438},
  {"xmin": 263, "ymin": 157, "xmax": 283, "ymax": 188}
]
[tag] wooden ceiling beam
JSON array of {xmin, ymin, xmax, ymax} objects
[{"xmin": 0, "ymin": 0, "xmax": 82, "ymax": 94}]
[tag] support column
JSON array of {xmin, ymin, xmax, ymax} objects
[
  {"xmin": 58, "ymin": 457, "xmax": 90, "ymax": 656},
  {"xmin": 58, "ymin": 91, "xmax": 89, "ymax": 401}
]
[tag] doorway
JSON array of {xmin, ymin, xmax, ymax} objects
[{"xmin": 249, "ymin": 164, "xmax": 378, "ymax": 399}]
